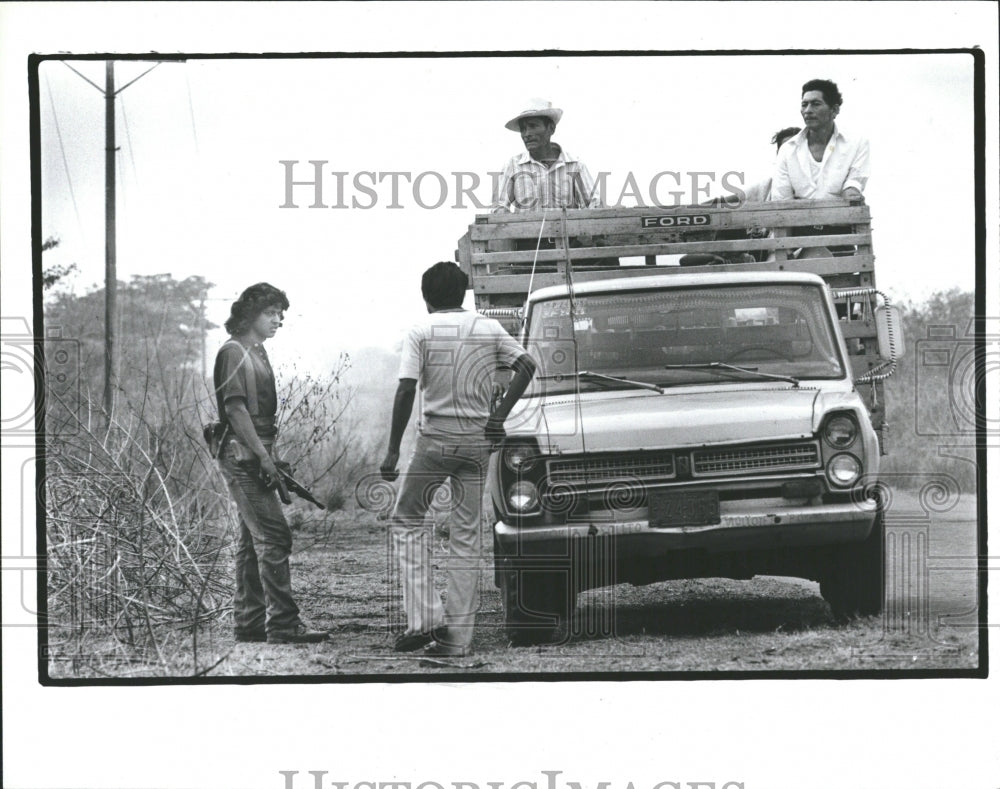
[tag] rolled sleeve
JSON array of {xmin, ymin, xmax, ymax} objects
[{"xmin": 842, "ymin": 137, "xmax": 870, "ymax": 194}]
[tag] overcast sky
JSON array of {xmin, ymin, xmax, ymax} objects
[{"xmin": 39, "ymin": 52, "xmax": 976, "ymax": 371}]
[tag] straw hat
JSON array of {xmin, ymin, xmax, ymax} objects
[{"xmin": 504, "ymin": 98, "xmax": 564, "ymax": 131}]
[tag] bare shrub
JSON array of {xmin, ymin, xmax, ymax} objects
[
  {"xmin": 44, "ymin": 387, "xmax": 233, "ymax": 675},
  {"xmin": 43, "ymin": 341, "xmax": 371, "ymax": 676},
  {"xmin": 274, "ymin": 352, "xmax": 386, "ymax": 520}
]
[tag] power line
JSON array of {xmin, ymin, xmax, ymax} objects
[
  {"xmin": 44, "ymin": 72, "xmax": 83, "ymax": 234},
  {"xmin": 116, "ymin": 146, "xmax": 127, "ymax": 211},
  {"xmin": 184, "ymin": 68, "xmax": 200, "ymax": 156},
  {"xmin": 119, "ymin": 94, "xmax": 139, "ymax": 186}
]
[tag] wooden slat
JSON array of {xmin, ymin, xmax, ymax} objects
[
  {"xmin": 471, "ymin": 258, "xmax": 873, "ymax": 295},
  {"xmin": 825, "ymin": 273, "xmax": 874, "ymax": 289},
  {"xmin": 471, "ymin": 234, "xmax": 872, "ymax": 265},
  {"xmin": 838, "ymin": 320, "xmax": 879, "ymax": 339},
  {"xmin": 473, "ymin": 254, "xmax": 874, "ymax": 283},
  {"xmin": 473, "ymin": 268, "xmax": 683, "ymax": 294},
  {"xmin": 473, "ymin": 199, "xmax": 864, "ymax": 223},
  {"xmin": 469, "ymin": 205, "xmax": 871, "ymax": 241},
  {"xmin": 591, "ymin": 230, "xmax": 872, "ymax": 248}
]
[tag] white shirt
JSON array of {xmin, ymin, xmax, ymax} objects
[
  {"xmin": 398, "ymin": 309, "xmax": 526, "ymax": 436},
  {"xmin": 770, "ymin": 124, "xmax": 870, "ymax": 201},
  {"xmin": 491, "ymin": 146, "xmax": 603, "ymax": 213}
]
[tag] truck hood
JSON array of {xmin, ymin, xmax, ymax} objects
[{"xmin": 537, "ymin": 386, "xmax": 821, "ymax": 453}]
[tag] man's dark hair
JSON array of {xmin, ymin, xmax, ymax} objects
[
  {"xmin": 771, "ymin": 126, "xmax": 802, "ymax": 150},
  {"xmin": 225, "ymin": 282, "xmax": 290, "ymax": 335},
  {"xmin": 421, "ymin": 261, "xmax": 468, "ymax": 309},
  {"xmin": 802, "ymin": 78, "xmax": 843, "ymax": 108}
]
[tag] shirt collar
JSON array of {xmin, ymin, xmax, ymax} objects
[
  {"xmin": 514, "ymin": 143, "xmax": 575, "ymax": 166},
  {"xmin": 790, "ymin": 122, "xmax": 850, "ymax": 148}
]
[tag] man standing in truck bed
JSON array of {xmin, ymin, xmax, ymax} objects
[
  {"xmin": 491, "ymin": 98, "xmax": 603, "ymax": 213},
  {"xmin": 380, "ymin": 262, "xmax": 537, "ymax": 657},
  {"xmin": 771, "ymin": 78, "xmax": 870, "ymax": 202},
  {"xmin": 771, "ymin": 79, "xmax": 870, "ymax": 260}
]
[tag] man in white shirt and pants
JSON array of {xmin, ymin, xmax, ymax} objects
[{"xmin": 380, "ymin": 262, "xmax": 537, "ymax": 657}]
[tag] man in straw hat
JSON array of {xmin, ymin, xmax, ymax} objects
[{"xmin": 491, "ymin": 98, "xmax": 603, "ymax": 213}]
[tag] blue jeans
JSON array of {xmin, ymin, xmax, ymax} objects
[
  {"xmin": 390, "ymin": 434, "xmax": 492, "ymax": 648},
  {"xmin": 219, "ymin": 441, "xmax": 302, "ymax": 635}
]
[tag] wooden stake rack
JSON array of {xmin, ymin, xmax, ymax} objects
[
  {"xmin": 456, "ymin": 199, "xmax": 889, "ymax": 438},
  {"xmin": 457, "ymin": 199, "xmax": 874, "ymax": 303}
]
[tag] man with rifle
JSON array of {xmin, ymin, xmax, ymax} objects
[{"xmin": 211, "ymin": 282, "xmax": 328, "ymax": 645}]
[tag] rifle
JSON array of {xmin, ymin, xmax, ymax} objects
[
  {"xmin": 276, "ymin": 464, "xmax": 326, "ymax": 510},
  {"xmin": 252, "ymin": 461, "xmax": 327, "ymax": 510}
]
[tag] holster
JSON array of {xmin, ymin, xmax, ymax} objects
[{"xmin": 202, "ymin": 421, "xmax": 230, "ymax": 459}]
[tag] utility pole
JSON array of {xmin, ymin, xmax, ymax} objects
[
  {"xmin": 62, "ymin": 58, "xmax": 184, "ymax": 419},
  {"xmin": 104, "ymin": 61, "xmax": 117, "ymax": 418}
]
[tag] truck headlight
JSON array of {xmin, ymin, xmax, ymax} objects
[
  {"xmin": 826, "ymin": 453, "xmax": 862, "ymax": 487},
  {"xmin": 503, "ymin": 443, "xmax": 538, "ymax": 472},
  {"xmin": 507, "ymin": 481, "xmax": 540, "ymax": 512},
  {"xmin": 824, "ymin": 414, "xmax": 858, "ymax": 448}
]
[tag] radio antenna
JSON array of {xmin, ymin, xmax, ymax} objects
[{"xmin": 560, "ymin": 208, "xmax": 589, "ymax": 473}]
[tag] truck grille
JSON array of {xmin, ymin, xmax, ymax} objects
[
  {"xmin": 547, "ymin": 451, "xmax": 675, "ymax": 484},
  {"xmin": 692, "ymin": 442, "xmax": 820, "ymax": 476},
  {"xmin": 545, "ymin": 441, "xmax": 820, "ymax": 487}
]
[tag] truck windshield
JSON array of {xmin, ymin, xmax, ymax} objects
[{"xmin": 524, "ymin": 283, "xmax": 844, "ymax": 394}]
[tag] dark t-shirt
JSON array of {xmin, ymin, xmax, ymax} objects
[{"xmin": 213, "ymin": 339, "xmax": 278, "ymax": 437}]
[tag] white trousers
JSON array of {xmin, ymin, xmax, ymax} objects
[{"xmin": 390, "ymin": 434, "xmax": 491, "ymax": 648}]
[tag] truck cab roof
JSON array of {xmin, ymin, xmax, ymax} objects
[{"xmin": 527, "ymin": 270, "xmax": 829, "ymax": 304}]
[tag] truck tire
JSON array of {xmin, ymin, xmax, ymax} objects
[
  {"xmin": 500, "ymin": 563, "xmax": 571, "ymax": 646},
  {"xmin": 819, "ymin": 505, "xmax": 885, "ymax": 621}
]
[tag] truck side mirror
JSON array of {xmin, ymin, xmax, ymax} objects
[{"xmin": 875, "ymin": 304, "xmax": 905, "ymax": 361}]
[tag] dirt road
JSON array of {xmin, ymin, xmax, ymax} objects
[
  {"xmin": 196, "ymin": 488, "xmax": 980, "ymax": 678},
  {"xmin": 46, "ymin": 489, "xmax": 979, "ymax": 679}
]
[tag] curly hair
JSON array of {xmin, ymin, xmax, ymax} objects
[
  {"xmin": 802, "ymin": 79, "xmax": 843, "ymax": 108},
  {"xmin": 421, "ymin": 261, "xmax": 468, "ymax": 309},
  {"xmin": 224, "ymin": 282, "xmax": 290, "ymax": 335}
]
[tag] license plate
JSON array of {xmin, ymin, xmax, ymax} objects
[{"xmin": 649, "ymin": 489, "xmax": 720, "ymax": 528}]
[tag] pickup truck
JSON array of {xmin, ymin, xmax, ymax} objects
[{"xmin": 456, "ymin": 199, "xmax": 903, "ymax": 644}]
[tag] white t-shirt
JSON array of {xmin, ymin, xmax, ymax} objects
[{"xmin": 398, "ymin": 309, "xmax": 526, "ymax": 437}]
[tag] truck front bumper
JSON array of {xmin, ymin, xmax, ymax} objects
[{"xmin": 495, "ymin": 497, "xmax": 879, "ymax": 557}]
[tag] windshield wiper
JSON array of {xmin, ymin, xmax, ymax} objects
[
  {"xmin": 663, "ymin": 362, "xmax": 800, "ymax": 387},
  {"xmin": 538, "ymin": 370, "xmax": 665, "ymax": 394}
]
